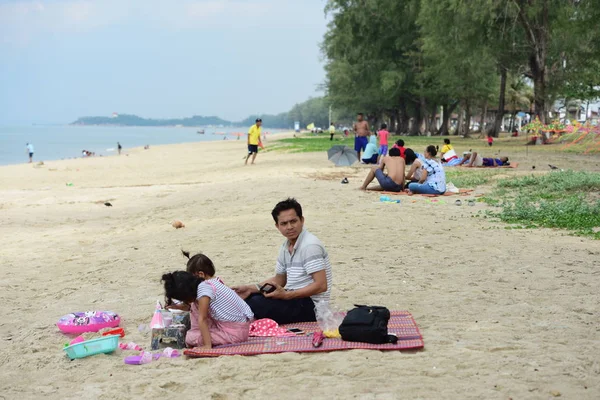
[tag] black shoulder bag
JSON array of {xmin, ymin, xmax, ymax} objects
[{"xmin": 339, "ymin": 305, "xmax": 398, "ymax": 344}]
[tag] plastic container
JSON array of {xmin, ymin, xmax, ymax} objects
[
  {"xmin": 161, "ymin": 310, "xmax": 173, "ymax": 327},
  {"xmin": 63, "ymin": 335, "xmax": 120, "ymax": 360}
]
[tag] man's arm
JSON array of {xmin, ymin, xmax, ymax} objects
[{"xmin": 265, "ymin": 270, "xmax": 327, "ymax": 300}]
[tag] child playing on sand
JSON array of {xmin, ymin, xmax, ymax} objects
[
  {"xmin": 162, "ymin": 251, "xmax": 254, "ymax": 349},
  {"xmin": 377, "ymin": 123, "xmax": 390, "ymax": 162}
]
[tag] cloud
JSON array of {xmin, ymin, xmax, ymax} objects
[{"xmin": 0, "ymin": 0, "xmax": 280, "ymax": 45}]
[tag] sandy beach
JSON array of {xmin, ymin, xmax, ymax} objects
[{"xmin": 1, "ymin": 137, "xmax": 598, "ymax": 399}]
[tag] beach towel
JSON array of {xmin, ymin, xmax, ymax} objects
[
  {"xmin": 184, "ymin": 311, "xmax": 423, "ymax": 358},
  {"xmin": 373, "ymin": 188, "xmax": 474, "ymax": 197},
  {"xmin": 456, "ymin": 162, "xmax": 519, "ymax": 169}
]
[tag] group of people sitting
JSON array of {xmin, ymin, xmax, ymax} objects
[
  {"xmin": 357, "ymin": 136, "xmax": 511, "ymax": 195},
  {"xmin": 359, "ymin": 142, "xmax": 447, "ymax": 195},
  {"xmin": 161, "ymin": 198, "xmax": 332, "ymax": 349}
]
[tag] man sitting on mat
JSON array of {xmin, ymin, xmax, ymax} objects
[
  {"xmin": 359, "ymin": 147, "xmax": 406, "ymax": 192},
  {"xmin": 458, "ymin": 151, "xmax": 509, "ymax": 167},
  {"xmin": 233, "ymin": 198, "xmax": 332, "ymax": 324}
]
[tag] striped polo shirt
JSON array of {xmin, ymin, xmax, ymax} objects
[
  {"xmin": 275, "ymin": 230, "xmax": 332, "ymax": 304},
  {"xmin": 197, "ymin": 278, "xmax": 254, "ymax": 322}
]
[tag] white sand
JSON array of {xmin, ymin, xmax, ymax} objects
[{"xmin": 0, "ymin": 138, "xmax": 598, "ymax": 399}]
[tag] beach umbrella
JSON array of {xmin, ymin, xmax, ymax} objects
[{"xmin": 327, "ymin": 145, "xmax": 358, "ymax": 167}]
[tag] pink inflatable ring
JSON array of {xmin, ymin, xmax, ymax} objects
[{"xmin": 57, "ymin": 311, "xmax": 120, "ymax": 334}]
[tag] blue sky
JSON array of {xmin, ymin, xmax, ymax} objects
[{"xmin": 0, "ymin": 0, "xmax": 329, "ymax": 124}]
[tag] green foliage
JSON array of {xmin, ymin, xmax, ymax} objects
[
  {"xmin": 445, "ymin": 170, "xmax": 500, "ymax": 188},
  {"xmin": 486, "ymin": 171, "xmax": 600, "ymax": 239}
]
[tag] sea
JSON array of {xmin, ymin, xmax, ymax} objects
[{"xmin": 0, "ymin": 125, "xmax": 278, "ymax": 166}]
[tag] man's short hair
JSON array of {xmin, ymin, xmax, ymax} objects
[
  {"xmin": 389, "ymin": 147, "xmax": 401, "ymax": 157},
  {"xmin": 271, "ymin": 198, "xmax": 303, "ymax": 223},
  {"xmin": 256, "ymin": 118, "xmax": 262, "ymax": 123},
  {"xmin": 357, "ymin": 112, "xmax": 364, "ymax": 116}
]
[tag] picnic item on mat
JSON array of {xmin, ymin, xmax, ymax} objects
[
  {"xmin": 249, "ymin": 319, "xmax": 296, "ymax": 337},
  {"xmin": 184, "ymin": 310, "xmax": 423, "ymax": 358},
  {"xmin": 315, "ymin": 301, "xmax": 344, "ymax": 339},
  {"xmin": 124, "ymin": 347, "xmax": 180, "ymax": 365},
  {"xmin": 339, "ymin": 305, "xmax": 397, "ymax": 344}
]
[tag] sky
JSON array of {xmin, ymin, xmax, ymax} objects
[{"xmin": 0, "ymin": 0, "xmax": 329, "ymax": 124}]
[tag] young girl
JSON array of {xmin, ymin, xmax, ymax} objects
[{"xmin": 162, "ymin": 251, "xmax": 254, "ymax": 349}]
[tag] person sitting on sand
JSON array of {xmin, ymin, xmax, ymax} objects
[
  {"xmin": 162, "ymin": 252, "xmax": 254, "ymax": 349},
  {"xmin": 458, "ymin": 151, "xmax": 509, "ymax": 167},
  {"xmin": 407, "ymin": 145, "xmax": 446, "ymax": 195},
  {"xmin": 392, "ymin": 139, "xmax": 407, "ymax": 159},
  {"xmin": 359, "ymin": 147, "xmax": 405, "ymax": 192},
  {"xmin": 440, "ymin": 139, "xmax": 458, "ymax": 163},
  {"xmin": 361, "ymin": 135, "xmax": 379, "ymax": 164},
  {"xmin": 404, "ymin": 148, "xmax": 424, "ymax": 185},
  {"xmin": 233, "ymin": 198, "xmax": 332, "ymax": 324}
]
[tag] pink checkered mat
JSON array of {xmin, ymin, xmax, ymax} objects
[{"xmin": 184, "ymin": 311, "xmax": 423, "ymax": 358}]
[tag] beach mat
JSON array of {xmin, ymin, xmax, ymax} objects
[
  {"xmin": 457, "ymin": 162, "xmax": 519, "ymax": 169},
  {"xmin": 374, "ymin": 188, "xmax": 474, "ymax": 197},
  {"xmin": 184, "ymin": 311, "xmax": 423, "ymax": 358}
]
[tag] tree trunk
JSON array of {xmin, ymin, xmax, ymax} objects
[
  {"xmin": 455, "ymin": 106, "xmax": 464, "ymax": 136},
  {"xmin": 437, "ymin": 102, "xmax": 459, "ymax": 136},
  {"xmin": 389, "ymin": 112, "xmax": 397, "ymax": 134},
  {"xmin": 490, "ymin": 67, "xmax": 507, "ymax": 137},
  {"xmin": 479, "ymin": 100, "xmax": 488, "ymax": 134},
  {"xmin": 517, "ymin": 0, "xmax": 548, "ymax": 124},
  {"xmin": 464, "ymin": 100, "xmax": 471, "ymax": 137},
  {"xmin": 409, "ymin": 101, "xmax": 422, "ymax": 136},
  {"xmin": 425, "ymin": 104, "xmax": 437, "ymax": 134},
  {"xmin": 399, "ymin": 101, "xmax": 409, "ymax": 133}
]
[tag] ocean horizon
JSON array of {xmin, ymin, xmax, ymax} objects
[{"xmin": 0, "ymin": 124, "xmax": 282, "ymax": 166}]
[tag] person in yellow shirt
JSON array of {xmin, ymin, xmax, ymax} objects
[
  {"xmin": 440, "ymin": 138, "xmax": 458, "ymax": 162},
  {"xmin": 245, "ymin": 118, "xmax": 262, "ymax": 165}
]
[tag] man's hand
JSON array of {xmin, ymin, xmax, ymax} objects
[
  {"xmin": 232, "ymin": 285, "xmax": 254, "ymax": 300},
  {"xmin": 264, "ymin": 284, "xmax": 289, "ymax": 300}
]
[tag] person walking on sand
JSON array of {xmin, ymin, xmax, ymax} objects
[
  {"xmin": 245, "ymin": 118, "xmax": 262, "ymax": 165},
  {"xmin": 26, "ymin": 143, "xmax": 34, "ymax": 163},
  {"xmin": 353, "ymin": 113, "xmax": 371, "ymax": 161},
  {"xmin": 117, "ymin": 142, "xmax": 122, "ymax": 155}
]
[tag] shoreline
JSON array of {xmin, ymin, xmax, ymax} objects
[{"xmin": 0, "ymin": 129, "xmax": 295, "ymax": 167}]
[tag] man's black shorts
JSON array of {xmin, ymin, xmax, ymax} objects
[{"xmin": 248, "ymin": 144, "xmax": 258, "ymax": 154}]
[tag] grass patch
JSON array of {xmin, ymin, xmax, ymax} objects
[
  {"xmin": 445, "ymin": 169, "xmax": 504, "ymax": 188},
  {"xmin": 485, "ymin": 171, "xmax": 600, "ymax": 239}
]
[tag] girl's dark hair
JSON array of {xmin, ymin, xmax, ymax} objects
[
  {"xmin": 404, "ymin": 148, "xmax": 417, "ymax": 165},
  {"xmin": 162, "ymin": 271, "xmax": 202, "ymax": 305},
  {"xmin": 271, "ymin": 198, "xmax": 303, "ymax": 223},
  {"xmin": 380, "ymin": 123, "xmax": 387, "ymax": 129},
  {"xmin": 182, "ymin": 251, "xmax": 216, "ymax": 276},
  {"xmin": 426, "ymin": 145, "xmax": 438, "ymax": 157},
  {"xmin": 395, "ymin": 139, "xmax": 404, "ymax": 147},
  {"xmin": 444, "ymin": 138, "xmax": 450, "ymax": 145}
]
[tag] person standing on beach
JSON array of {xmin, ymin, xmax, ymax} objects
[
  {"xmin": 26, "ymin": 143, "xmax": 34, "ymax": 163},
  {"xmin": 353, "ymin": 113, "xmax": 370, "ymax": 161},
  {"xmin": 329, "ymin": 122, "xmax": 336, "ymax": 141},
  {"xmin": 245, "ymin": 118, "xmax": 262, "ymax": 165},
  {"xmin": 117, "ymin": 142, "xmax": 122, "ymax": 155},
  {"xmin": 233, "ymin": 198, "xmax": 332, "ymax": 324}
]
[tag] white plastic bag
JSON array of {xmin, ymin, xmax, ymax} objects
[{"xmin": 314, "ymin": 301, "xmax": 344, "ymax": 338}]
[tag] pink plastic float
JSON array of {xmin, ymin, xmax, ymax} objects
[{"xmin": 57, "ymin": 311, "xmax": 120, "ymax": 334}]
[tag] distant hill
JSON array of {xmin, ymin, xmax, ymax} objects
[{"xmin": 72, "ymin": 114, "xmax": 232, "ymax": 127}]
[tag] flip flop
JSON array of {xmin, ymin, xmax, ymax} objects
[
  {"xmin": 455, "ymin": 200, "xmax": 462, "ymax": 206},
  {"xmin": 341, "ymin": 178, "xmax": 349, "ymax": 184},
  {"xmin": 468, "ymin": 200, "xmax": 476, "ymax": 206}
]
